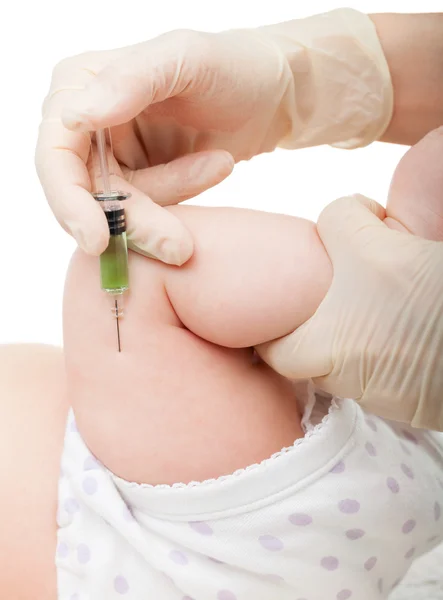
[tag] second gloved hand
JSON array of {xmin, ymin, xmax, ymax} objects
[
  {"xmin": 257, "ymin": 195, "xmax": 443, "ymax": 431},
  {"xmin": 35, "ymin": 9, "xmax": 392, "ymax": 264}
]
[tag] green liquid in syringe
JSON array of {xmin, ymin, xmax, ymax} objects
[{"xmin": 100, "ymin": 233, "xmax": 129, "ymax": 292}]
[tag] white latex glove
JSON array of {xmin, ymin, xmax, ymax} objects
[
  {"xmin": 258, "ymin": 195, "xmax": 443, "ymax": 431},
  {"xmin": 35, "ymin": 8, "xmax": 392, "ymax": 263}
]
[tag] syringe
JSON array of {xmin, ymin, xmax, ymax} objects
[{"xmin": 92, "ymin": 129, "xmax": 131, "ymax": 352}]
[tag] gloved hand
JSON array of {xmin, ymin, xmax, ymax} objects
[
  {"xmin": 35, "ymin": 8, "xmax": 392, "ymax": 264},
  {"xmin": 257, "ymin": 195, "xmax": 443, "ymax": 431}
]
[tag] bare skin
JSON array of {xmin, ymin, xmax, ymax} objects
[
  {"xmin": 64, "ymin": 207, "xmax": 329, "ymax": 486},
  {"xmin": 0, "ymin": 344, "xmax": 68, "ymax": 599},
  {"xmin": 372, "ymin": 14, "xmax": 443, "ymax": 145},
  {"xmin": 3, "ymin": 126, "xmax": 443, "ymax": 597}
]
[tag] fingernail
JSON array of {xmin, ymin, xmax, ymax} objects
[
  {"xmin": 146, "ymin": 239, "xmax": 179, "ymax": 265},
  {"xmin": 62, "ymin": 108, "xmax": 93, "ymax": 132},
  {"xmin": 222, "ymin": 152, "xmax": 235, "ymax": 170},
  {"xmin": 189, "ymin": 155, "xmax": 212, "ymax": 179},
  {"xmin": 191, "ymin": 152, "xmax": 234, "ymax": 183},
  {"xmin": 161, "ymin": 237, "xmax": 194, "ymax": 266},
  {"xmin": 126, "ymin": 240, "xmax": 157, "ymax": 260},
  {"xmin": 134, "ymin": 237, "xmax": 193, "ymax": 266}
]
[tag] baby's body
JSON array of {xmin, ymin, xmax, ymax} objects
[
  {"xmin": 64, "ymin": 129, "xmax": 443, "ymax": 489},
  {"xmin": 2, "ymin": 130, "xmax": 443, "ymax": 599},
  {"xmin": 64, "ymin": 206, "xmax": 328, "ymax": 486}
]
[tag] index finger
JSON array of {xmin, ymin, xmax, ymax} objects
[
  {"xmin": 36, "ymin": 118, "xmax": 109, "ymax": 255},
  {"xmin": 35, "ymin": 90, "xmax": 110, "ymax": 255},
  {"xmin": 317, "ymin": 194, "xmax": 387, "ymax": 263}
]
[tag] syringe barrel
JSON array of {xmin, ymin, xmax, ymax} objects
[
  {"xmin": 100, "ymin": 231, "xmax": 129, "ymax": 293},
  {"xmin": 93, "ymin": 191, "xmax": 130, "ymax": 295}
]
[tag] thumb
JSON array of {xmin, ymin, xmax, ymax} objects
[
  {"xmin": 256, "ymin": 314, "xmax": 334, "ymax": 381},
  {"xmin": 61, "ymin": 31, "xmax": 196, "ymax": 132},
  {"xmin": 257, "ymin": 194, "xmax": 387, "ymax": 381},
  {"xmin": 317, "ymin": 194, "xmax": 387, "ymax": 262}
]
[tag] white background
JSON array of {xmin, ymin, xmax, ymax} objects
[{"xmin": 0, "ymin": 0, "xmax": 440, "ymax": 346}]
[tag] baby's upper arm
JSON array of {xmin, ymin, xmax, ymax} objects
[
  {"xmin": 163, "ymin": 206, "xmax": 332, "ymax": 347},
  {"xmin": 63, "ymin": 206, "xmax": 323, "ymax": 485}
]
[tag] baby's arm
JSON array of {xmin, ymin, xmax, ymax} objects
[
  {"xmin": 386, "ymin": 127, "xmax": 443, "ymax": 241},
  {"xmin": 66, "ymin": 122, "xmax": 443, "ymax": 488},
  {"xmin": 64, "ymin": 206, "xmax": 332, "ymax": 486},
  {"xmin": 144, "ymin": 205, "xmax": 331, "ymax": 347}
]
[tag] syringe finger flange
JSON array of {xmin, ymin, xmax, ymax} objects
[{"xmin": 92, "ymin": 191, "xmax": 131, "ymax": 202}]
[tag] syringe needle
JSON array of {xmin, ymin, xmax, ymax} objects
[{"xmin": 115, "ymin": 299, "xmax": 122, "ymax": 352}]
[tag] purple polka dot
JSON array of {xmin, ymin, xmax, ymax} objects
[
  {"xmin": 402, "ymin": 430, "xmax": 418, "ymax": 444},
  {"xmin": 405, "ymin": 547, "xmax": 415, "ymax": 559},
  {"xmin": 259, "ymin": 535, "xmax": 284, "ymax": 552},
  {"xmin": 378, "ymin": 578, "xmax": 384, "ymax": 593},
  {"xmin": 346, "ymin": 528, "xmax": 365, "ymax": 540},
  {"xmin": 189, "ymin": 521, "xmax": 213, "ymax": 536},
  {"xmin": 330, "ymin": 461, "xmax": 345, "ymax": 474},
  {"xmin": 77, "ymin": 543, "xmax": 91, "ymax": 564},
  {"xmin": 365, "ymin": 442, "xmax": 377, "ymax": 457},
  {"xmin": 434, "ymin": 502, "xmax": 441, "ymax": 521},
  {"xmin": 114, "ymin": 576, "xmax": 129, "ymax": 594},
  {"xmin": 82, "ymin": 477, "xmax": 98, "ymax": 495},
  {"xmin": 217, "ymin": 591, "xmax": 237, "ymax": 600},
  {"xmin": 57, "ymin": 541, "xmax": 69, "ymax": 558},
  {"xmin": 83, "ymin": 456, "xmax": 100, "ymax": 471},
  {"xmin": 364, "ymin": 556, "xmax": 377, "ymax": 571},
  {"xmin": 402, "ymin": 519, "xmax": 416, "ymax": 534},
  {"xmin": 366, "ymin": 419, "xmax": 377, "ymax": 432},
  {"xmin": 337, "ymin": 590, "xmax": 352, "ymax": 600},
  {"xmin": 387, "ymin": 477, "xmax": 400, "ymax": 494},
  {"xmin": 289, "ymin": 513, "xmax": 313, "ymax": 527},
  {"xmin": 321, "ymin": 556, "xmax": 339, "ymax": 571},
  {"xmin": 338, "ymin": 499, "xmax": 360, "ymax": 514},
  {"xmin": 64, "ymin": 497, "xmax": 80, "ymax": 514},
  {"xmin": 401, "ymin": 464, "xmax": 414, "ymax": 479},
  {"xmin": 400, "ymin": 442, "xmax": 411, "ymax": 456},
  {"xmin": 169, "ymin": 550, "xmax": 189, "ymax": 565}
]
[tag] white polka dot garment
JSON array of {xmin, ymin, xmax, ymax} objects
[{"xmin": 56, "ymin": 393, "xmax": 443, "ymax": 600}]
